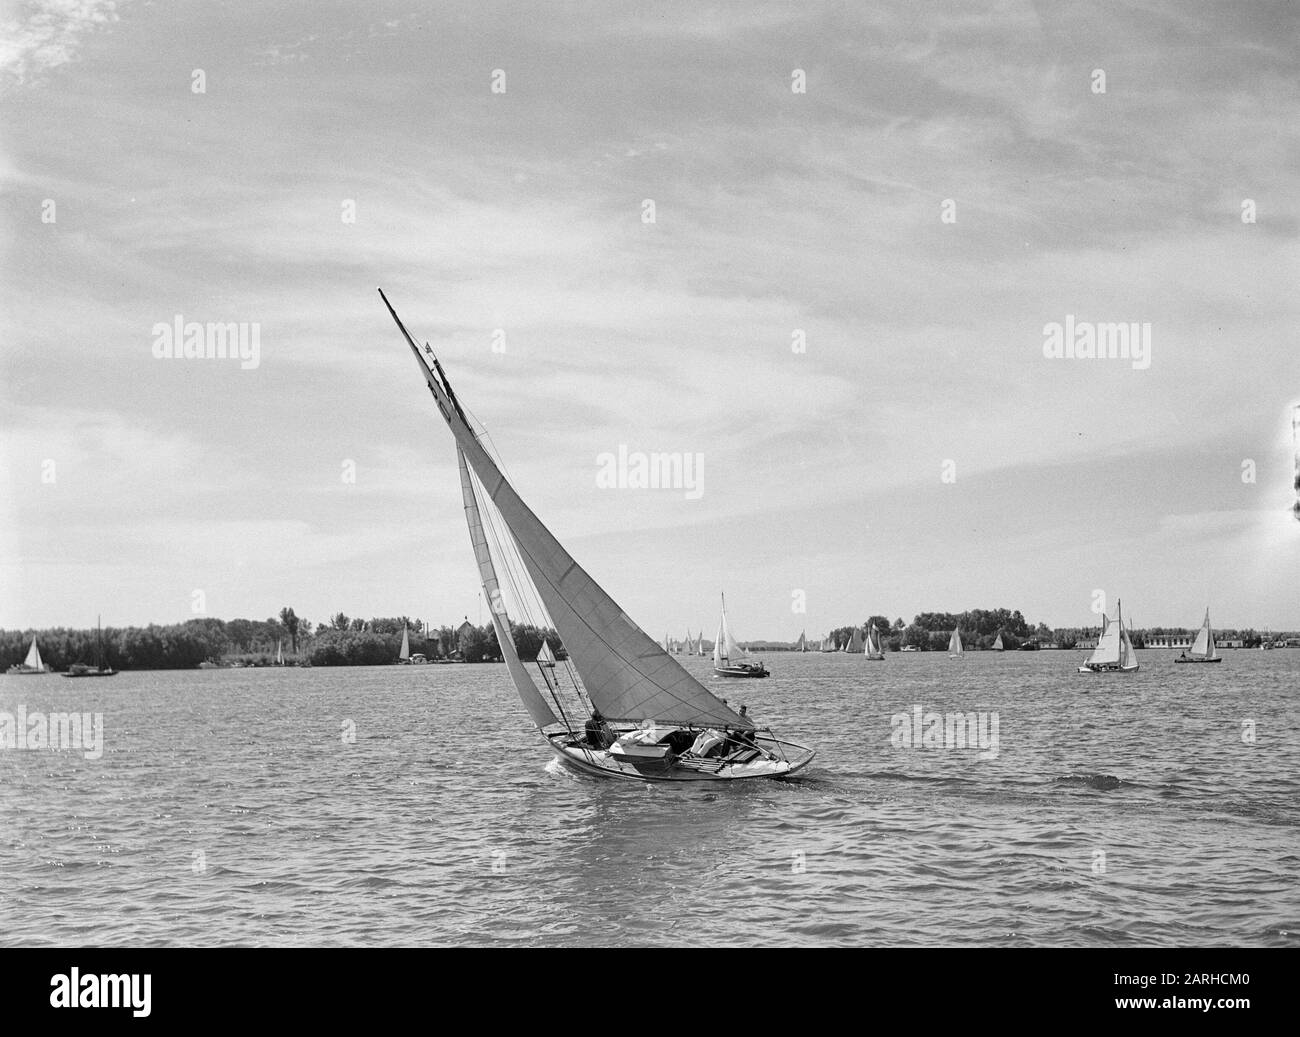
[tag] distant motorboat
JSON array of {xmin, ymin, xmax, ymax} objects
[
  {"xmin": 1175, "ymin": 609, "xmax": 1222, "ymax": 664},
  {"xmin": 1078, "ymin": 600, "xmax": 1139, "ymax": 673},
  {"xmin": 901, "ymin": 644, "xmax": 919, "ymax": 652},
  {"xmin": 7, "ymin": 635, "xmax": 52, "ymax": 675}
]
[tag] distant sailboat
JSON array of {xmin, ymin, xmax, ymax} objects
[
  {"xmin": 821, "ymin": 632, "xmax": 837, "ymax": 653},
  {"xmin": 382, "ymin": 289, "xmax": 806, "ymax": 780},
  {"xmin": 397, "ymin": 627, "xmax": 410, "ymax": 664},
  {"xmin": 948, "ymin": 628, "xmax": 963, "ymax": 657},
  {"xmin": 713, "ymin": 593, "xmax": 769, "ymax": 678},
  {"xmin": 845, "ymin": 627, "xmax": 865, "ymax": 654},
  {"xmin": 63, "ymin": 616, "xmax": 117, "ymax": 678},
  {"xmin": 866, "ymin": 625, "xmax": 885, "ymax": 661},
  {"xmin": 276, "ymin": 639, "xmax": 285, "ymax": 666},
  {"xmin": 7, "ymin": 634, "xmax": 51, "ymax": 675},
  {"xmin": 1175, "ymin": 609, "xmax": 1222, "ymax": 664},
  {"xmin": 991, "ymin": 632, "xmax": 1004, "ymax": 652},
  {"xmin": 796, "ymin": 630, "xmax": 807, "ymax": 652},
  {"xmin": 1078, "ymin": 599, "xmax": 1139, "ymax": 673}
]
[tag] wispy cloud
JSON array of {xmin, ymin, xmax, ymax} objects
[{"xmin": 0, "ymin": 0, "xmax": 125, "ymax": 84}]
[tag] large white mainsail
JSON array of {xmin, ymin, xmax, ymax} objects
[
  {"xmin": 1087, "ymin": 613, "xmax": 1122, "ymax": 666},
  {"xmin": 1080, "ymin": 599, "xmax": 1139, "ymax": 671},
  {"xmin": 1189, "ymin": 609, "xmax": 1217, "ymax": 660},
  {"xmin": 991, "ymin": 632, "xmax": 1004, "ymax": 651},
  {"xmin": 384, "ymin": 291, "xmax": 747, "ymax": 732},
  {"xmin": 845, "ymin": 627, "xmax": 865, "ymax": 653},
  {"xmin": 714, "ymin": 594, "xmax": 749, "ymax": 666},
  {"xmin": 866, "ymin": 626, "xmax": 884, "ymax": 660},
  {"xmin": 23, "ymin": 636, "xmax": 44, "ymax": 671},
  {"xmin": 948, "ymin": 628, "xmax": 963, "ymax": 655},
  {"xmin": 398, "ymin": 628, "xmax": 409, "ymax": 662}
]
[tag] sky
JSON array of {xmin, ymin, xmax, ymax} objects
[{"xmin": 1, "ymin": 0, "xmax": 1298, "ymax": 638}]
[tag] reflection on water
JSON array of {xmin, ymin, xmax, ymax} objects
[{"xmin": 1, "ymin": 651, "xmax": 1297, "ymax": 946}]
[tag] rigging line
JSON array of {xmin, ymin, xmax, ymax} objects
[
  {"xmin": 473, "ymin": 465, "xmax": 549, "ymax": 633},
  {"xmin": 466, "ymin": 446, "xmax": 551, "ymax": 628},
  {"xmin": 476, "ymin": 471, "xmax": 593, "ymax": 716}
]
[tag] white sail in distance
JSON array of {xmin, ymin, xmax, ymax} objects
[
  {"xmin": 23, "ymin": 636, "xmax": 43, "ymax": 671},
  {"xmin": 714, "ymin": 594, "xmax": 750, "ymax": 666},
  {"xmin": 1190, "ymin": 610, "xmax": 1217, "ymax": 659},
  {"xmin": 948, "ymin": 628, "xmax": 963, "ymax": 655}
]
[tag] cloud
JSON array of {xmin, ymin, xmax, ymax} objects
[{"xmin": 0, "ymin": 0, "xmax": 125, "ymax": 84}]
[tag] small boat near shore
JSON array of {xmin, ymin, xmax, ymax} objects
[
  {"xmin": 712, "ymin": 593, "xmax": 769, "ymax": 678},
  {"xmin": 865, "ymin": 625, "xmax": 885, "ymax": 661},
  {"xmin": 7, "ymin": 635, "xmax": 52, "ymax": 675},
  {"xmin": 63, "ymin": 616, "xmax": 117, "ymax": 678},
  {"xmin": 1078, "ymin": 601, "xmax": 1139, "ymax": 673},
  {"xmin": 1175, "ymin": 609, "xmax": 1222, "ymax": 664}
]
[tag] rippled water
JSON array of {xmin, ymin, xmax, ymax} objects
[{"xmin": 2, "ymin": 650, "xmax": 1297, "ymax": 947}]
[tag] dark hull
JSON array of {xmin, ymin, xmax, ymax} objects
[
  {"xmin": 714, "ymin": 665, "xmax": 768, "ymax": 678},
  {"xmin": 1174, "ymin": 657, "xmax": 1222, "ymax": 663},
  {"xmin": 62, "ymin": 669, "xmax": 117, "ymax": 678}
]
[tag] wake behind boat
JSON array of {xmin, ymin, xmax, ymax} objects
[{"xmin": 381, "ymin": 289, "xmax": 808, "ymax": 781}]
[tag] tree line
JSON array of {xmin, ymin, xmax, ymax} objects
[
  {"xmin": 1, "ymin": 609, "xmax": 563, "ymax": 670},
  {"xmin": 821, "ymin": 608, "xmax": 1284, "ymax": 652}
]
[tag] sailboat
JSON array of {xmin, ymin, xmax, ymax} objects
[
  {"xmin": 712, "ymin": 593, "xmax": 769, "ymax": 678},
  {"xmin": 844, "ymin": 627, "xmax": 865, "ymax": 653},
  {"xmin": 1175, "ymin": 609, "xmax": 1222, "ymax": 664},
  {"xmin": 821, "ymin": 632, "xmax": 837, "ymax": 652},
  {"xmin": 991, "ymin": 632, "xmax": 1004, "ymax": 652},
  {"xmin": 276, "ymin": 639, "xmax": 285, "ymax": 666},
  {"xmin": 63, "ymin": 616, "xmax": 117, "ymax": 677},
  {"xmin": 865, "ymin": 625, "xmax": 885, "ymax": 661},
  {"xmin": 7, "ymin": 635, "xmax": 52, "ymax": 675},
  {"xmin": 948, "ymin": 628, "xmax": 964, "ymax": 657},
  {"xmin": 1078, "ymin": 599, "xmax": 1139, "ymax": 673},
  {"xmin": 382, "ymin": 289, "xmax": 806, "ymax": 780},
  {"xmin": 6, "ymin": 636, "xmax": 52, "ymax": 675},
  {"xmin": 796, "ymin": 630, "xmax": 807, "ymax": 652}
]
